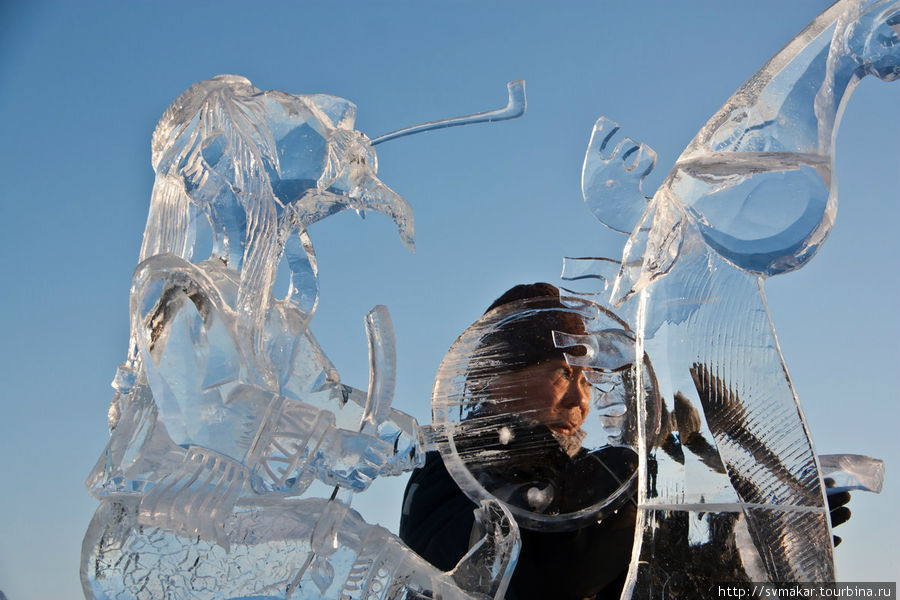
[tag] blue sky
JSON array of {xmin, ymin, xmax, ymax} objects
[{"xmin": 1, "ymin": 1, "xmax": 897, "ymax": 597}]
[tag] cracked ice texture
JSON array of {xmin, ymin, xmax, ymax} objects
[
  {"xmin": 577, "ymin": 0, "xmax": 900, "ymax": 596},
  {"xmin": 82, "ymin": 75, "xmax": 519, "ymax": 600}
]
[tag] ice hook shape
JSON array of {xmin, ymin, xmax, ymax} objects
[
  {"xmin": 370, "ymin": 80, "xmax": 526, "ymax": 145},
  {"xmin": 576, "ymin": 1, "xmax": 899, "ymax": 597},
  {"xmin": 82, "ymin": 75, "xmax": 524, "ymax": 599}
]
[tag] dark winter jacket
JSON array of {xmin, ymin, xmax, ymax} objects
[{"xmin": 400, "ymin": 429, "xmax": 638, "ymax": 600}]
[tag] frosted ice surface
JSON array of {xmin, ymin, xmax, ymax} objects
[
  {"xmin": 82, "ymin": 75, "xmax": 522, "ymax": 600},
  {"xmin": 577, "ymin": 0, "xmax": 898, "ymax": 596},
  {"xmin": 83, "ymin": 496, "xmax": 519, "ymax": 600}
]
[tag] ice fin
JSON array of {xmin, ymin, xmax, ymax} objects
[
  {"xmin": 582, "ymin": 116, "xmax": 658, "ymax": 235},
  {"xmin": 819, "ymin": 454, "xmax": 885, "ymax": 494},
  {"xmin": 286, "ymin": 185, "xmax": 415, "ymax": 253},
  {"xmin": 355, "ymin": 177, "xmax": 415, "ymax": 252},
  {"xmin": 560, "ymin": 256, "xmax": 622, "ymax": 296}
]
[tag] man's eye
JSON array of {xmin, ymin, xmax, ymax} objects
[{"xmin": 558, "ymin": 368, "xmax": 573, "ymax": 380}]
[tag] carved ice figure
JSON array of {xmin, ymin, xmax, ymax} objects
[
  {"xmin": 82, "ymin": 75, "xmax": 523, "ymax": 599},
  {"xmin": 577, "ymin": 0, "xmax": 899, "ymax": 596}
]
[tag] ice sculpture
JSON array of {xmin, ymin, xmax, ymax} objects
[
  {"xmin": 81, "ymin": 75, "xmax": 525, "ymax": 600},
  {"xmin": 573, "ymin": 0, "xmax": 899, "ymax": 596}
]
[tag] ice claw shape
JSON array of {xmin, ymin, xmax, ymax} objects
[{"xmin": 582, "ymin": 116, "xmax": 658, "ymax": 235}]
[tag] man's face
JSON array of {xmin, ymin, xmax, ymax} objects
[{"xmin": 492, "ymin": 358, "xmax": 592, "ymax": 435}]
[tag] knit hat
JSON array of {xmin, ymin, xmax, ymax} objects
[{"xmin": 477, "ymin": 282, "xmax": 587, "ymax": 370}]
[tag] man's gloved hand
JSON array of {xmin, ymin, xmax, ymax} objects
[{"xmin": 825, "ymin": 477, "xmax": 852, "ymax": 547}]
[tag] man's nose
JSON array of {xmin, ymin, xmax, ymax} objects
[{"xmin": 561, "ymin": 376, "xmax": 590, "ymax": 409}]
